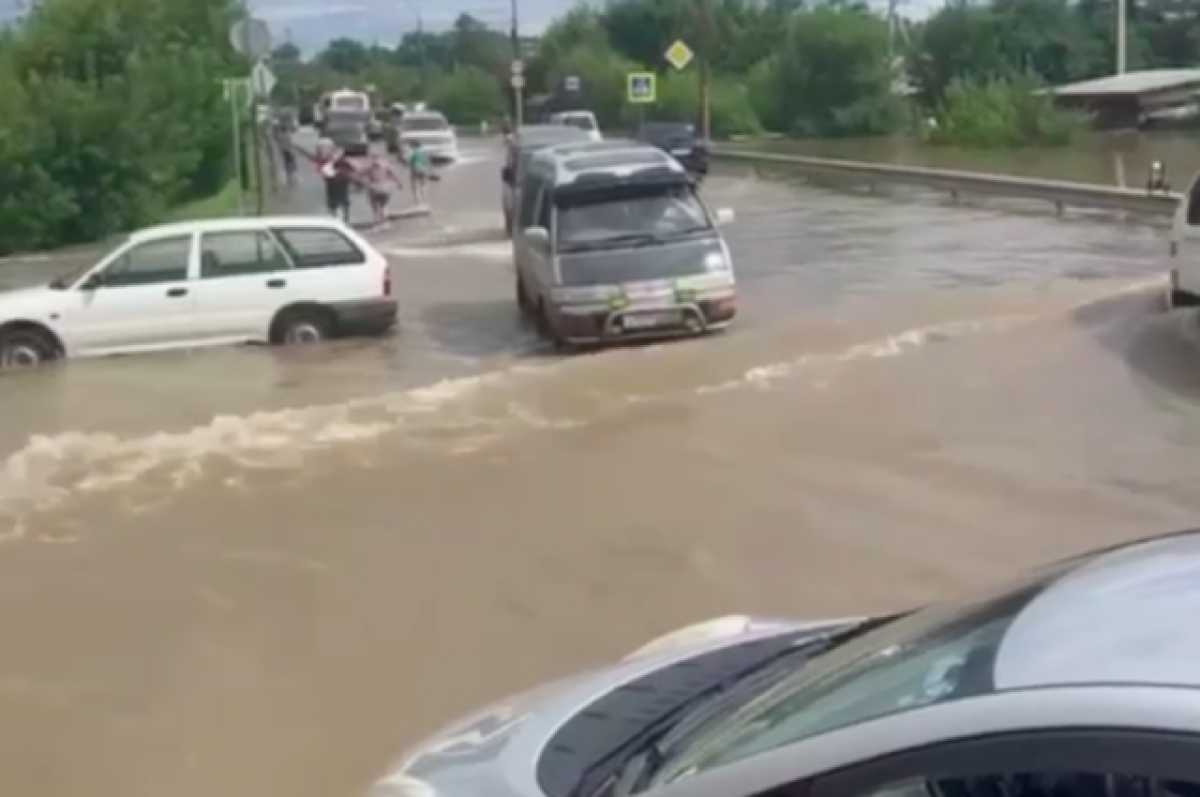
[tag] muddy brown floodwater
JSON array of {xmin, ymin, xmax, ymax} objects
[{"xmin": 2, "ymin": 140, "xmax": 1200, "ymax": 797}]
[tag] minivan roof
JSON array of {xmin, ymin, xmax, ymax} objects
[{"xmin": 530, "ymin": 140, "xmax": 681, "ymax": 186}]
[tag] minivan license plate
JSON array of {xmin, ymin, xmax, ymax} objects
[{"xmin": 623, "ymin": 312, "xmax": 676, "ymax": 330}]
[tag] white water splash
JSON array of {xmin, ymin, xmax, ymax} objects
[{"xmin": 0, "ymin": 365, "xmax": 546, "ymax": 523}]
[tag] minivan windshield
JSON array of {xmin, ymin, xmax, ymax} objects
[
  {"xmin": 643, "ymin": 559, "xmax": 1081, "ymax": 791},
  {"xmin": 558, "ymin": 183, "xmax": 710, "ymax": 249},
  {"xmin": 554, "ymin": 182, "xmax": 717, "ymax": 286}
]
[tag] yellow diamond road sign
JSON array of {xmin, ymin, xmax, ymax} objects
[{"xmin": 664, "ymin": 39, "xmax": 693, "ymax": 71}]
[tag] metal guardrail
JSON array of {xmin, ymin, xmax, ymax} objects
[{"xmin": 711, "ymin": 148, "xmax": 1181, "ymax": 216}]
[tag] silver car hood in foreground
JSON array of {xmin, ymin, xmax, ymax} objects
[{"xmin": 367, "ymin": 615, "xmax": 857, "ymax": 797}]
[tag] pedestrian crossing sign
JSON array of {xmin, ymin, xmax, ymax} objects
[{"xmin": 627, "ymin": 72, "xmax": 656, "ymax": 104}]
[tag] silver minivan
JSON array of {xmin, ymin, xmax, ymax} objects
[{"xmin": 512, "ymin": 140, "xmax": 737, "ymax": 348}]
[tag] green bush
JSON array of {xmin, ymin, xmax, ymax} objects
[{"xmin": 927, "ymin": 74, "xmax": 1089, "ymax": 148}]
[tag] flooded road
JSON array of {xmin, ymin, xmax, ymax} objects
[{"xmin": 3, "ymin": 140, "xmax": 1200, "ymax": 797}]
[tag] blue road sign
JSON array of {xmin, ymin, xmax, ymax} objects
[{"xmin": 626, "ymin": 72, "xmax": 656, "ymax": 104}]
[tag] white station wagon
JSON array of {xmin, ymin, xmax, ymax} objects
[{"xmin": 0, "ymin": 216, "xmax": 397, "ymax": 371}]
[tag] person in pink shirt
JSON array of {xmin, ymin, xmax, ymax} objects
[{"xmin": 364, "ymin": 153, "xmax": 402, "ymax": 226}]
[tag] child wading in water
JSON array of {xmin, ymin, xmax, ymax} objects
[{"xmin": 406, "ymin": 140, "xmax": 432, "ymax": 208}]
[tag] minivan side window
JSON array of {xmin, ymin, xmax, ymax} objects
[
  {"xmin": 536, "ymin": 187, "xmax": 552, "ymax": 230},
  {"xmin": 272, "ymin": 227, "xmax": 366, "ymax": 268},
  {"xmin": 517, "ymin": 177, "xmax": 542, "ymax": 228}
]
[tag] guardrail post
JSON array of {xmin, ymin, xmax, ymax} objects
[
  {"xmin": 950, "ymin": 189, "xmax": 959, "ymax": 204},
  {"xmin": 1055, "ymin": 200, "xmax": 1064, "ymax": 217}
]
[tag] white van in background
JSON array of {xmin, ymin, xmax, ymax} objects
[
  {"xmin": 396, "ymin": 109, "xmax": 459, "ymax": 163},
  {"xmin": 1169, "ymin": 181, "xmax": 1200, "ymax": 307},
  {"xmin": 550, "ymin": 111, "xmax": 602, "ymax": 142}
]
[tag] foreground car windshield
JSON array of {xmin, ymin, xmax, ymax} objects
[{"xmin": 648, "ymin": 558, "xmax": 1081, "ymax": 789}]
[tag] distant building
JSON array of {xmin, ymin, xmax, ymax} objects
[{"xmin": 1039, "ymin": 68, "xmax": 1200, "ymax": 130}]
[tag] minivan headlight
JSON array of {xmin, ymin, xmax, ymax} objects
[{"xmin": 703, "ymin": 251, "xmax": 728, "ymax": 272}]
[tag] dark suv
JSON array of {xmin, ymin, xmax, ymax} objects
[{"xmin": 635, "ymin": 121, "xmax": 709, "ymax": 177}]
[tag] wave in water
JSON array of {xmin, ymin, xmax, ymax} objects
[{"xmin": 0, "ymin": 303, "xmax": 1079, "ymax": 533}]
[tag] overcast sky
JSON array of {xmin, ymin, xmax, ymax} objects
[{"xmin": 1, "ymin": 0, "xmax": 927, "ymax": 52}]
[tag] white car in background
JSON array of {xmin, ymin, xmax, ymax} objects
[
  {"xmin": 397, "ymin": 109, "xmax": 459, "ymax": 164},
  {"xmin": 550, "ymin": 110, "xmax": 602, "ymax": 141},
  {"xmin": 0, "ymin": 216, "xmax": 397, "ymax": 371}
]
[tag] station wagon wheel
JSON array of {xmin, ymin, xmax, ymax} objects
[
  {"xmin": 272, "ymin": 307, "xmax": 334, "ymax": 346},
  {"xmin": 0, "ymin": 326, "xmax": 57, "ymax": 371}
]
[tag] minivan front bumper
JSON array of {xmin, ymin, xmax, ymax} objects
[{"xmin": 546, "ymin": 296, "xmax": 737, "ymax": 345}]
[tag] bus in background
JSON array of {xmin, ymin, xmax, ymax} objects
[{"xmin": 316, "ymin": 89, "xmax": 371, "ymax": 133}]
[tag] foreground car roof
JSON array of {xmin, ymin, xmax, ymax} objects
[{"xmin": 991, "ymin": 531, "xmax": 1200, "ymax": 689}]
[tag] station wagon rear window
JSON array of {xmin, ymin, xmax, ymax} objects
[{"xmin": 272, "ymin": 228, "xmax": 365, "ymax": 268}]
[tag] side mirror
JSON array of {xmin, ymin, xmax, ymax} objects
[
  {"xmin": 523, "ymin": 226, "xmax": 549, "ymax": 247},
  {"xmin": 501, "ymin": 165, "xmax": 514, "ymax": 184},
  {"xmin": 79, "ymin": 273, "xmax": 103, "ymax": 290},
  {"xmin": 713, "ymin": 207, "xmax": 736, "ymax": 226}
]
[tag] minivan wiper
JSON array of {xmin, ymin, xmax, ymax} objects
[{"xmin": 561, "ymin": 232, "xmax": 662, "ymax": 252}]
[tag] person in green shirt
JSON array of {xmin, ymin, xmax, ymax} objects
[{"xmin": 406, "ymin": 140, "xmax": 432, "ymax": 206}]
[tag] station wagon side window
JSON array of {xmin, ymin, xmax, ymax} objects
[
  {"xmin": 808, "ymin": 731, "xmax": 1200, "ymax": 797},
  {"xmin": 199, "ymin": 230, "xmax": 291, "ymax": 279},
  {"xmin": 272, "ymin": 227, "xmax": 366, "ymax": 269},
  {"xmin": 93, "ymin": 235, "xmax": 192, "ymax": 288}
]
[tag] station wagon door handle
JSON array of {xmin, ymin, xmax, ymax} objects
[
  {"xmin": 266, "ymin": 279, "xmax": 286, "ymax": 288},
  {"xmin": 165, "ymin": 287, "xmax": 188, "ymax": 298}
]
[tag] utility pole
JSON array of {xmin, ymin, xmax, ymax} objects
[
  {"xmin": 1116, "ymin": 0, "xmax": 1127, "ymax": 74},
  {"xmin": 510, "ymin": 0, "xmax": 523, "ymax": 126},
  {"xmin": 694, "ymin": 0, "xmax": 713, "ymax": 142},
  {"xmin": 417, "ymin": 10, "xmax": 427, "ymax": 98}
]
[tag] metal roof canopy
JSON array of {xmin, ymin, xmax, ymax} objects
[{"xmin": 1040, "ymin": 68, "xmax": 1200, "ymax": 98}]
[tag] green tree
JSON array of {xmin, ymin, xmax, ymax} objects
[
  {"xmin": 546, "ymin": 44, "xmax": 643, "ymax": 127},
  {"xmin": 0, "ymin": 0, "xmax": 242, "ymax": 254},
  {"xmin": 429, "ymin": 66, "xmax": 505, "ymax": 123},
  {"xmin": 769, "ymin": 5, "xmax": 903, "ymax": 137}
]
